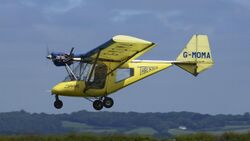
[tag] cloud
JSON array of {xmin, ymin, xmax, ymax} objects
[
  {"xmin": 111, "ymin": 9, "xmax": 191, "ymax": 31},
  {"xmin": 153, "ymin": 10, "xmax": 192, "ymax": 31},
  {"xmin": 1, "ymin": 0, "xmax": 250, "ymax": 114},
  {"xmin": 111, "ymin": 10, "xmax": 151, "ymax": 22},
  {"xmin": 230, "ymin": 0, "xmax": 250, "ymax": 9},
  {"xmin": 21, "ymin": 0, "xmax": 84, "ymax": 14},
  {"xmin": 44, "ymin": 0, "xmax": 83, "ymax": 14}
]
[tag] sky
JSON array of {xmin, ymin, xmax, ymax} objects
[{"xmin": 0, "ymin": 0, "xmax": 250, "ymax": 115}]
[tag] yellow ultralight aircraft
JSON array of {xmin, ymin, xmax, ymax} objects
[{"xmin": 47, "ymin": 34, "xmax": 214, "ymax": 110}]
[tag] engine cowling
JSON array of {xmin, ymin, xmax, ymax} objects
[{"xmin": 47, "ymin": 52, "xmax": 73, "ymax": 66}]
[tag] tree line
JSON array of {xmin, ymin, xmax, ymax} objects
[{"xmin": 0, "ymin": 110, "xmax": 250, "ymax": 136}]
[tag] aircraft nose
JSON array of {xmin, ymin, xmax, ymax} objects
[
  {"xmin": 51, "ymin": 84, "xmax": 62, "ymax": 94},
  {"xmin": 51, "ymin": 81, "xmax": 83, "ymax": 97}
]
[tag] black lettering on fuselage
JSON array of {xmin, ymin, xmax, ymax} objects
[{"xmin": 139, "ymin": 66, "xmax": 158, "ymax": 75}]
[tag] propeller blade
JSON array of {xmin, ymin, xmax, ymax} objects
[
  {"xmin": 46, "ymin": 44, "xmax": 49, "ymax": 55},
  {"xmin": 46, "ymin": 44, "xmax": 52, "ymax": 60},
  {"xmin": 69, "ymin": 47, "xmax": 74, "ymax": 56}
]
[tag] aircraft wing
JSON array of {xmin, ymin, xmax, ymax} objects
[{"xmin": 81, "ymin": 35, "xmax": 156, "ymax": 62}]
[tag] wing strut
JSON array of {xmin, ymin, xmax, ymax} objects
[
  {"xmin": 65, "ymin": 64, "xmax": 77, "ymax": 80},
  {"xmin": 84, "ymin": 49, "xmax": 101, "ymax": 92},
  {"xmin": 106, "ymin": 51, "xmax": 139, "ymax": 77}
]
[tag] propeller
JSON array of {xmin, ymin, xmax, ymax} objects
[{"xmin": 46, "ymin": 47, "xmax": 75, "ymax": 66}]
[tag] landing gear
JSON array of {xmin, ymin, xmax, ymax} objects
[
  {"xmin": 103, "ymin": 97, "xmax": 114, "ymax": 108},
  {"xmin": 92, "ymin": 97, "xmax": 114, "ymax": 110},
  {"xmin": 54, "ymin": 95, "xmax": 63, "ymax": 109},
  {"xmin": 52, "ymin": 95, "xmax": 113, "ymax": 110},
  {"xmin": 93, "ymin": 100, "xmax": 103, "ymax": 110}
]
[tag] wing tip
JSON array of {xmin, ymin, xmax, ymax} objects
[{"xmin": 112, "ymin": 35, "xmax": 153, "ymax": 44}]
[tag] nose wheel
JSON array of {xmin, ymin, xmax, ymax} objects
[
  {"xmin": 93, "ymin": 97, "xmax": 114, "ymax": 110},
  {"xmin": 93, "ymin": 100, "xmax": 103, "ymax": 110},
  {"xmin": 54, "ymin": 95, "xmax": 63, "ymax": 109}
]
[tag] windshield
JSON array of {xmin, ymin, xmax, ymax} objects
[{"xmin": 64, "ymin": 62, "xmax": 94, "ymax": 82}]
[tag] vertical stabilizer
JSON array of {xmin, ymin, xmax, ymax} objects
[{"xmin": 174, "ymin": 35, "xmax": 214, "ymax": 76}]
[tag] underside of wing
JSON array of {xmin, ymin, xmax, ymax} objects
[{"xmin": 82, "ymin": 35, "xmax": 155, "ymax": 62}]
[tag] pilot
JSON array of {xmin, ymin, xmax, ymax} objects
[{"xmin": 92, "ymin": 64, "xmax": 107, "ymax": 88}]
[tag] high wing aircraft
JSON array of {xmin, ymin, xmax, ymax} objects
[{"xmin": 47, "ymin": 34, "xmax": 214, "ymax": 110}]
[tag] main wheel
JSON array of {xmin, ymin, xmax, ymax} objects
[
  {"xmin": 54, "ymin": 100, "xmax": 63, "ymax": 109},
  {"xmin": 103, "ymin": 97, "xmax": 114, "ymax": 108},
  {"xmin": 93, "ymin": 100, "xmax": 103, "ymax": 110}
]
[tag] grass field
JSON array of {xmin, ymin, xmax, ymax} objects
[
  {"xmin": 62, "ymin": 120, "xmax": 250, "ymax": 137},
  {"xmin": 1, "ymin": 132, "xmax": 250, "ymax": 141},
  {"xmin": 168, "ymin": 125, "xmax": 250, "ymax": 136},
  {"xmin": 62, "ymin": 121, "xmax": 158, "ymax": 135},
  {"xmin": 0, "ymin": 134, "xmax": 158, "ymax": 141},
  {"xmin": 62, "ymin": 121, "xmax": 118, "ymax": 133},
  {"xmin": 125, "ymin": 127, "xmax": 158, "ymax": 135}
]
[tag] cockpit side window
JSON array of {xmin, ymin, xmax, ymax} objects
[
  {"xmin": 116, "ymin": 68, "xmax": 134, "ymax": 83},
  {"xmin": 87, "ymin": 63, "xmax": 107, "ymax": 89}
]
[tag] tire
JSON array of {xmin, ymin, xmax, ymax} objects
[
  {"xmin": 93, "ymin": 100, "xmax": 103, "ymax": 110},
  {"xmin": 103, "ymin": 97, "xmax": 114, "ymax": 108},
  {"xmin": 54, "ymin": 100, "xmax": 63, "ymax": 109}
]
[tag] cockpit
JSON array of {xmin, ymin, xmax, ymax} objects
[{"xmin": 64, "ymin": 62, "xmax": 107, "ymax": 89}]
